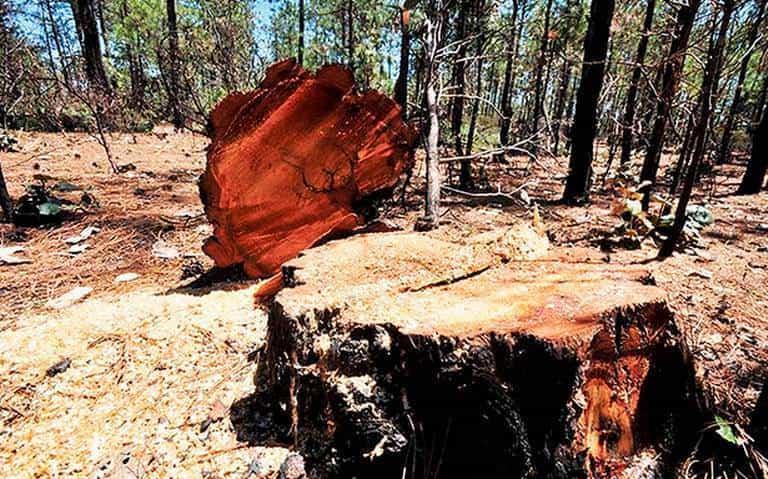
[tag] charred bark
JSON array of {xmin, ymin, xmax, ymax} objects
[
  {"xmin": 394, "ymin": 7, "xmax": 411, "ymax": 118},
  {"xmin": 562, "ymin": 0, "xmax": 616, "ymax": 204},
  {"xmin": 256, "ymin": 231, "xmax": 702, "ymax": 479},
  {"xmin": 737, "ymin": 99, "xmax": 768, "ymax": 194},
  {"xmin": 70, "ymin": 0, "xmax": 111, "ymax": 94}
]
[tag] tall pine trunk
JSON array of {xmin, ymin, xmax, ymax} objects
[
  {"xmin": 498, "ymin": 0, "xmax": 519, "ymax": 148},
  {"xmin": 70, "ymin": 0, "xmax": 110, "ymax": 93},
  {"xmin": 562, "ymin": 0, "xmax": 616, "ymax": 204},
  {"xmin": 450, "ymin": 0, "xmax": 470, "ymax": 159},
  {"xmin": 166, "ymin": 0, "xmax": 184, "ymax": 129},
  {"xmin": 660, "ymin": 0, "xmax": 734, "ymax": 257},
  {"xmin": 619, "ymin": 0, "xmax": 656, "ymax": 165},
  {"xmin": 717, "ymin": 0, "xmax": 767, "ymax": 164},
  {"xmin": 421, "ymin": 8, "xmax": 442, "ymax": 230},
  {"xmin": 639, "ymin": 0, "xmax": 701, "ymax": 210},
  {"xmin": 531, "ymin": 0, "xmax": 554, "ymax": 140}
]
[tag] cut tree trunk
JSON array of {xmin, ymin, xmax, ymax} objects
[
  {"xmin": 199, "ymin": 59, "xmax": 416, "ymax": 278},
  {"xmin": 257, "ymin": 228, "xmax": 702, "ymax": 478}
]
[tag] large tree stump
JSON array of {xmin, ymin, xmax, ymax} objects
[
  {"xmin": 257, "ymin": 228, "xmax": 701, "ymax": 478},
  {"xmin": 200, "ymin": 59, "xmax": 415, "ymax": 278}
]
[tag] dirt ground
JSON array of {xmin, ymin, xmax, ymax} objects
[{"xmin": 1, "ymin": 129, "xmax": 767, "ymax": 477}]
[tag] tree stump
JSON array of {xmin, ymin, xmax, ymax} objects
[
  {"xmin": 257, "ymin": 229, "xmax": 701, "ymax": 478},
  {"xmin": 200, "ymin": 59, "xmax": 416, "ymax": 278}
]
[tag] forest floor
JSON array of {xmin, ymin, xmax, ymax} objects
[{"xmin": 1, "ymin": 129, "xmax": 767, "ymax": 477}]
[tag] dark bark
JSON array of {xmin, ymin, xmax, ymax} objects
[
  {"xmin": 737, "ymin": 99, "xmax": 768, "ymax": 194},
  {"xmin": 660, "ymin": 0, "xmax": 734, "ymax": 257},
  {"xmin": 346, "ymin": 0, "xmax": 354, "ymax": 71},
  {"xmin": 464, "ymin": 2, "xmax": 487, "ymax": 178},
  {"xmin": 450, "ymin": 0, "xmax": 470, "ymax": 159},
  {"xmin": 166, "ymin": 0, "xmax": 184, "ymax": 129},
  {"xmin": 562, "ymin": 0, "xmax": 616, "ymax": 204},
  {"xmin": 298, "ymin": 0, "xmax": 305, "ymax": 65},
  {"xmin": 551, "ymin": 0, "xmax": 580, "ymax": 156},
  {"xmin": 499, "ymin": 0, "xmax": 525, "ymax": 147},
  {"xmin": 393, "ymin": 7, "xmax": 410, "ymax": 117},
  {"xmin": 717, "ymin": 0, "xmax": 767, "ymax": 164},
  {"xmin": 639, "ymin": 0, "xmax": 701, "ymax": 210},
  {"xmin": 619, "ymin": 0, "xmax": 656, "ymax": 166},
  {"xmin": 69, "ymin": 0, "xmax": 110, "ymax": 93},
  {"xmin": 0, "ymin": 160, "xmax": 12, "ymax": 222},
  {"xmin": 531, "ymin": 0, "xmax": 554, "ymax": 140}
]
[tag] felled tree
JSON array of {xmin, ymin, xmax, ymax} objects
[{"xmin": 199, "ymin": 59, "xmax": 416, "ymax": 278}]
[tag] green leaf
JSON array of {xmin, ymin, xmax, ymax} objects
[
  {"xmin": 715, "ymin": 415, "xmax": 739, "ymax": 445},
  {"xmin": 37, "ymin": 202, "xmax": 61, "ymax": 217}
]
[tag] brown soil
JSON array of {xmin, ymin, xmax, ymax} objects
[{"xmin": 1, "ymin": 130, "xmax": 766, "ymax": 476}]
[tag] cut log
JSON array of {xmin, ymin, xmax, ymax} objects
[
  {"xmin": 200, "ymin": 59, "xmax": 416, "ymax": 278},
  {"xmin": 256, "ymin": 229, "xmax": 702, "ymax": 478}
]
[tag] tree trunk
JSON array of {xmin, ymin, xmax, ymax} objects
[
  {"xmin": 737, "ymin": 99, "xmax": 768, "ymax": 194},
  {"xmin": 562, "ymin": 0, "xmax": 616, "ymax": 204},
  {"xmin": 70, "ymin": 0, "xmax": 110, "ymax": 93},
  {"xmin": 346, "ymin": 0, "xmax": 354, "ymax": 72},
  {"xmin": 639, "ymin": 0, "xmax": 700, "ymax": 210},
  {"xmin": 298, "ymin": 0, "xmax": 305, "ymax": 65},
  {"xmin": 393, "ymin": 7, "xmax": 410, "ymax": 117},
  {"xmin": 660, "ymin": 0, "xmax": 734, "ymax": 257},
  {"xmin": 450, "ymin": 0, "xmax": 470, "ymax": 160},
  {"xmin": 717, "ymin": 0, "xmax": 767, "ymax": 164},
  {"xmin": 0, "ymin": 160, "xmax": 12, "ymax": 223},
  {"xmin": 423, "ymin": 17, "xmax": 441, "ymax": 229},
  {"xmin": 531, "ymin": 0, "xmax": 554, "ymax": 140},
  {"xmin": 463, "ymin": 2, "xmax": 486, "ymax": 182},
  {"xmin": 619, "ymin": 0, "xmax": 656, "ymax": 166},
  {"xmin": 498, "ymin": 0, "xmax": 519, "ymax": 148},
  {"xmin": 257, "ymin": 230, "xmax": 702, "ymax": 478},
  {"xmin": 166, "ymin": 0, "xmax": 184, "ymax": 129},
  {"xmin": 200, "ymin": 60, "xmax": 415, "ymax": 277}
]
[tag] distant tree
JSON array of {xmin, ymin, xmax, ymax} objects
[
  {"xmin": 619, "ymin": 0, "xmax": 656, "ymax": 166},
  {"xmin": 499, "ymin": 0, "xmax": 521, "ymax": 149},
  {"xmin": 562, "ymin": 0, "xmax": 616, "ymax": 204},
  {"xmin": 660, "ymin": 0, "xmax": 734, "ymax": 257},
  {"xmin": 70, "ymin": 0, "xmax": 111, "ymax": 93},
  {"xmin": 639, "ymin": 0, "xmax": 701, "ymax": 210},
  {"xmin": 717, "ymin": 0, "xmax": 767, "ymax": 164},
  {"xmin": 166, "ymin": 0, "xmax": 184, "ymax": 129},
  {"xmin": 298, "ymin": 0, "xmax": 305, "ymax": 65}
]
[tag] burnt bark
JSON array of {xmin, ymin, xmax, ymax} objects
[
  {"xmin": 166, "ymin": 0, "xmax": 184, "ymax": 129},
  {"xmin": 619, "ymin": 0, "xmax": 656, "ymax": 166},
  {"xmin": 69, "ymin": 0, "xmax": 110, "ymax": 93},
  {"xmin": 639, "ymin": 0, "xmax": 701, "ymax": 210},
  {"xmin": 450, "ymin": 0, "xmax": 470, "ymax": 160},
  {"xmin": 737, "ymin": 99, "xmax": 768, "ymax": 194},
  {"xmin": 562, "ymin": 0, "xmax": 616, "ymax": 204},
  {"xmin": 298, "ymin": 0, "xmax": 305, "ymax": 65},
  {"xmin": 498, "ymin": 0, "xmax": 519, "ymax": 148},
  {"xmin": 531, "ymin": 0, "xmax": 554, "ymax": 141},
  {"xmin": 256, "ymin": 231, "xmax": 702, "ymax": 479}
]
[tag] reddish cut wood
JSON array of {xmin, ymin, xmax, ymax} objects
[{"xmin": 200, "ymin": 59, "xmax": 416, "ymax": 277}]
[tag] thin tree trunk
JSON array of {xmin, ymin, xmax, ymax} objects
[
  {"xmin": 498, "ymin": 1, "xmax": 519, "ymax": 147},
  {"xmin": 423, "ymin": 16, "xmax": 441, "ymax": 229},
  {"xmin": 562, "ymin": 0, "xmax": 616, "ymax": 204},
  {"xmin": 660, "ymin": 0, "xmax": 734, "ymax": 257},
  {"xmin": 0, "ymin": 160, "xmax": 12, "ymax": 223},
  {"xmin": 394, "ymin": 7, "xmax": 410, "ymax": 117},
  {"xmin": 450, "ymin": 0, "xmax": 470, "ymax": 159},
  {"xmin": 70, "ymin": 0, "xmax": 110, "ymax": 93},
  {"xmin": 298, "ymin": 0, "xmax": 305, "ymax": 65},
  {"xmin": 619, "ymin": 0, "xmax": 656, "ymax": 165},
  {"xmin": 532, "ymin": 0, "xmax": 554, "ymax": 140},
  {"xmin": 639, "ymin": 0, "xmax": 701, "ymax": 210},
  {"xmin": 166, "ymin": 0, "xmax": 184, "ymax": 129},
  {"xmin": 465, "ymin": 10, "xmax": 486, "ymax": 161},
  {"xmin": 346, "ymin": 0, "xmax": 354, "ymax": 71},
  {"xmin": 738, "ymin": 91, "xmax": 768, "ymax": 194},
  {"xmin": 717, "ymin": 0, "xmax": 767, "ymax": 164}
]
